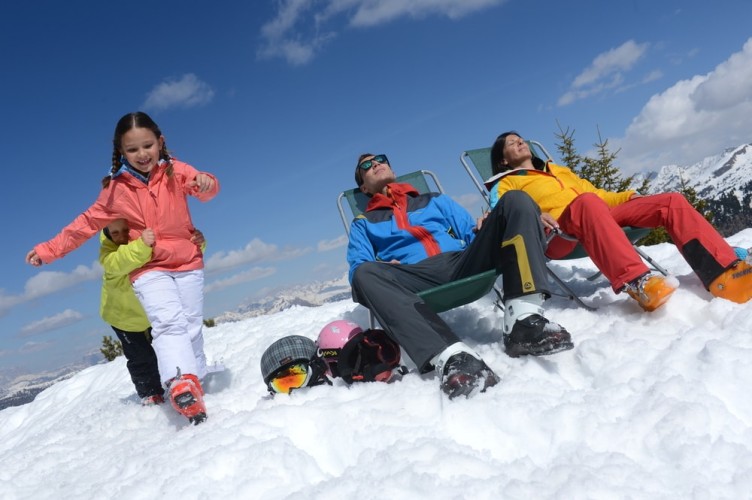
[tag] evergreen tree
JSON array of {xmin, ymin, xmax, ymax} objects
[
  {"xmin": 554, "ymin": 122, "xmax": 582, "ymax": 172},
  {"xmin": 100, "ymin": 335, "xmax": 123, "ymax": 362},
  {"xmin": 551, "ymin": 126, "xmax": 710, "ymax": 245},
  {"xmin": 580, "ymin": 129, "xmax": 636, "ymax": 192}
]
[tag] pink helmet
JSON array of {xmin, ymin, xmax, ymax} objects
[{"xmin": 316, "ymin": 320, "xmax": 363, "ymax": 377}]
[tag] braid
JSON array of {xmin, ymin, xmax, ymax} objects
[
  {"xmin": 101, "ymin": 147, "xmax": 123, "ymax": 188},
  {"xmin": 161, "ymin": 140, "xmax": 174, "ymax": 177}
]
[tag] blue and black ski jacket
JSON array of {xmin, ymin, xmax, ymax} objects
[{"xmin": 347, "ymin": 183, "xmax": 477, "ymax": 283}]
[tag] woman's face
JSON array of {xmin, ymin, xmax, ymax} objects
[
  {"xmin": 120, "ymin": 127, "xmax": 164, "ymax": 173},
  {"xmin": 502, "ymin": 134, "xmax": 532, "ymax": 168}
]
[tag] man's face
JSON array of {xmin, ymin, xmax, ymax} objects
[
  {"xmin": 359, "ymin": 155, "xmax": 396, "ymax": 195},
  {"xmin": 107, "ymin": 219, "xmax": 130, "ymax": 246}
]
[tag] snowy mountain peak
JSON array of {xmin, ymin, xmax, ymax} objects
[
  {"xmin": 638, "ymin": 142, "xmax": 752, "ymax": 199},
  {"xmin": 214, "ymin": 273, "xmax": 351, "ymax": 323}
]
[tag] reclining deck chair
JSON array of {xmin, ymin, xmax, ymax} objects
[
  {"xmin": 337, "ymin": 169, "xmax": 501, "ymax": 328},
  {"xmin": 460, "ymin": 141, "xmax": 668, "ymax": 309}
]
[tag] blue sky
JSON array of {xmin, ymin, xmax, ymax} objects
[{"xmin": 2, "ymin": 0, "xmax": 751, "ymax": 378}]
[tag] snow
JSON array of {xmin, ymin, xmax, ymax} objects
[{"xmin": 2, "ymin": 230, "xmax": 752, "ymax": 500}]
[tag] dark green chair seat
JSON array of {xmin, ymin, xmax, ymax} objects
[{"xmin": 417, "ymin": 269, "xmax": 498, "ymax": 313}]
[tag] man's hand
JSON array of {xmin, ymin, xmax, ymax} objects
[
  {"xmin": 474, "ymin": 210, "xmax": 489, "ymax": 233},
  {"xmin": 140, "ymin": 228, "xmax": 156, "ymax": 247}
]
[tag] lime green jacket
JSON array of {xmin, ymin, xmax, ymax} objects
[{"xmin": 99, "ymin": 232, "xmax": 152, "ymax": 332}]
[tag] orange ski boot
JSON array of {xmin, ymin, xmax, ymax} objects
[
  {"xmin": 168, "ymin": 370, "xmax": 207, "ymax": 425},
  {"xmin": 709, "ymin": 260, "xmax": 752, "ymax": 304},
  {"xmin": 625, "ymin": 273, "xmax": 677, "ymax": 312}
]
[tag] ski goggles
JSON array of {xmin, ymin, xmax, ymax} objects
[
  {"xmin": 357, "ymin": 154, "xmax": 389, "ymax": 171},
  {"xmin": 267, "ymin": 363, "xmax": 312, "ymax": 394},
  {"xmin": 360, "ymin": 332, "xmax": 400, "ymax": 382}
]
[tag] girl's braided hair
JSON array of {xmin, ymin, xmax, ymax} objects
[{"xmin": 102, "ymin": 111, "xmax": 173, "ymax": 188}]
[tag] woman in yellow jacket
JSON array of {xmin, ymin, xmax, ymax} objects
[{"xmin": 488, "ymin": 131, "xmax": 751, "ymax": 311}]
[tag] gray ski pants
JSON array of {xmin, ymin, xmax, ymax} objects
[{"xmin": 351, "ymin": 190, "xmax": 551, "ymax": 373}]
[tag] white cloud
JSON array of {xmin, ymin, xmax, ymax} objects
[
  {"xmin": 558, "ymin": 40, "xmax": 649, "ymax": 106},
  {"xmin": 0, "ymin": 291, "xmax": 23, "ymax": 317},
  {"xmin": 344, "ymin": 0, "xmax": 505, "ymax": 27},
  {"xmin": 617, "ymin": 37, "xmax": 752, "ymax": 174},
  {"xmin": 142, "ymin": 74, "xmax": 215, "ymax": 110},
  {"xmin": 205, "ymin": 267, "xmax": 277, "ymax": 293},
  {"xmin": 258, "ymin": 0, "xmax": 505, "ymax": 65},
  {"xmin": 205, "ymin": 238, "xmax": 311, "ymax": 274},
  {"xmin": 452, "ymin": 192, "xmax": 486, "ymax": 216},
  {"xmin": 19, "ymin": 340, "xmax": 54, "ymax": 354},
  {"xmin": 24, "ymin": 263, "xmax": 102, "ymax": 300},
  {"xmin": 20, "ymin": 309, "xmax": 84, "ymax": 337},
  {"xmin": 0, "ymin": 262, "xmax": 100, "ymax": 317},
  {"xmin": 317, "ymin": 235, "xmax": 348, "ymax": 252}
]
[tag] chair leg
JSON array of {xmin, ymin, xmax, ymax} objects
[
  {"xmin": 492, "ymin": 285, "xmax": 504, "ymax": 312},
  {"xmin": 546, "ymin": 267, "xmax": 597, "ymax": 311},
  {"xmin": 633, "ymin": 245, "xmax": 669, "ymax": 276}
]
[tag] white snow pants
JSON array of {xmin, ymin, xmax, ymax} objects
[{"xmin": 133, "ymin": 269, "xmax": 208, "ymax": 384}]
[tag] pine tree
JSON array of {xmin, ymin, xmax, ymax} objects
[
  {"xmin": 551, "ymin": 127, "xmax": 719, "ymax": 245},
  {"xmin": 100, "ymin": 335, "xmax": 123, "ymax": 362},
  {"xmin": 554, "ymin": 122, "xmax": 582, "ymax": 173},
  {"xmin": 639, "ymin": 174, "xmax": 714, "ymax": 245},
  {"xmin": 580, "ymin": 128, "xmax": 637, "ymax": 192}
]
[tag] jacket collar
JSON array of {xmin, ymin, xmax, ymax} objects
[
  {"xmin": 110, "ymin": 158, "xmax": 169, "ymax": 185},
  {"xmin": 365, "ymin": 182, "xmax": 419, "ymax": 212},
  {"xmin": 483, "ymin": 160, "xmax": 554, "ymax": 189}
]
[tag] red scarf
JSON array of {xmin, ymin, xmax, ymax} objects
[{"xmin": 366, "ymin": 183, "xmax": 441, "ymax": 257}]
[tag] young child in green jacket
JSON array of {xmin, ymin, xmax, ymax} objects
[{"xmin": 100, "ymin": 219, "xmax": 205, "ymax": 405}]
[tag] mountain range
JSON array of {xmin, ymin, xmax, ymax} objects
[{"xmin": 636, "ymin": 142, "xmax": 752, "ymax": 235}]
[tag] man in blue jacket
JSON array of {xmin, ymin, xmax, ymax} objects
[{"xmin": 347, "ymin": 153, "xmax": 573, "ymax": 399}]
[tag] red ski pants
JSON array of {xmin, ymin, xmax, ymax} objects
[{"xmin": 546, "ymin": 192, "xmax": 737, "ymax": 292}]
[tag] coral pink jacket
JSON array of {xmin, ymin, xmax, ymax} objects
[{"xmin": 34, "ymin": 160, "xmax": 219, "ymax": 281}]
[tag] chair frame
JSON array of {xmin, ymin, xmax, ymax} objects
[
  {"xmin": 337, "ymin": 170, "xmax": 502, "ymax": 328},
  {"xmin": 460, "ymin": 141, "xmax": 668, "ymax": 310}
]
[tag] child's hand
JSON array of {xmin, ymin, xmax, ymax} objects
[
  {"xmin": 141, "ymin": 228, "xmax": 156, "ymax": 247},
  {"xmin": 191, "ymin": 229, "xmax": 205, "ymax": 246},
  {"xmin": 190, "ymin": 174, "xmax": 215, "ymax": 193},
  {"xmin": 26, "ymin": 249, "xmax": 42, "ymax": 266}
]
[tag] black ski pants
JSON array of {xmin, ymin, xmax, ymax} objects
[
  {"xmin": 351, "ymin": 190, "xmax": 551, "ymax": 373},
  {"xmin": 112, "ymin": 326, "xmax": 164, "ymax": 399}
]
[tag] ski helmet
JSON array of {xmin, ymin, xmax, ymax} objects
[
  {"xmin": 260, "ymin": 335, "xmax": 328, "ymax": 395},
  {"xmin": 316, "ymin": 320, "xmax": 363, "ymax": 377}
]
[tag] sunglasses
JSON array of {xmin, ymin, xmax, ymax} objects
[
  {"xmin": 358, "ymin": 154, "xmax": 389, "ymax": 171},
  {"xmin": 267, "ymin": 363, "xmax": 312, "ymax": 394}
]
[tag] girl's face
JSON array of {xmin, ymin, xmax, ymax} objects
[{"xmin": 120, "ymin": 127, "xmax": 164, "ymax": 173}]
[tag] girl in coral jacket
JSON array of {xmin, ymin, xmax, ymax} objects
[
  {"xmin": 487, "ymin": 131, "xmax": 752, "ymax": 311},
  {"xmin": 25, "ymin": 112, "xmax": 219, "ymax": 425}
]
